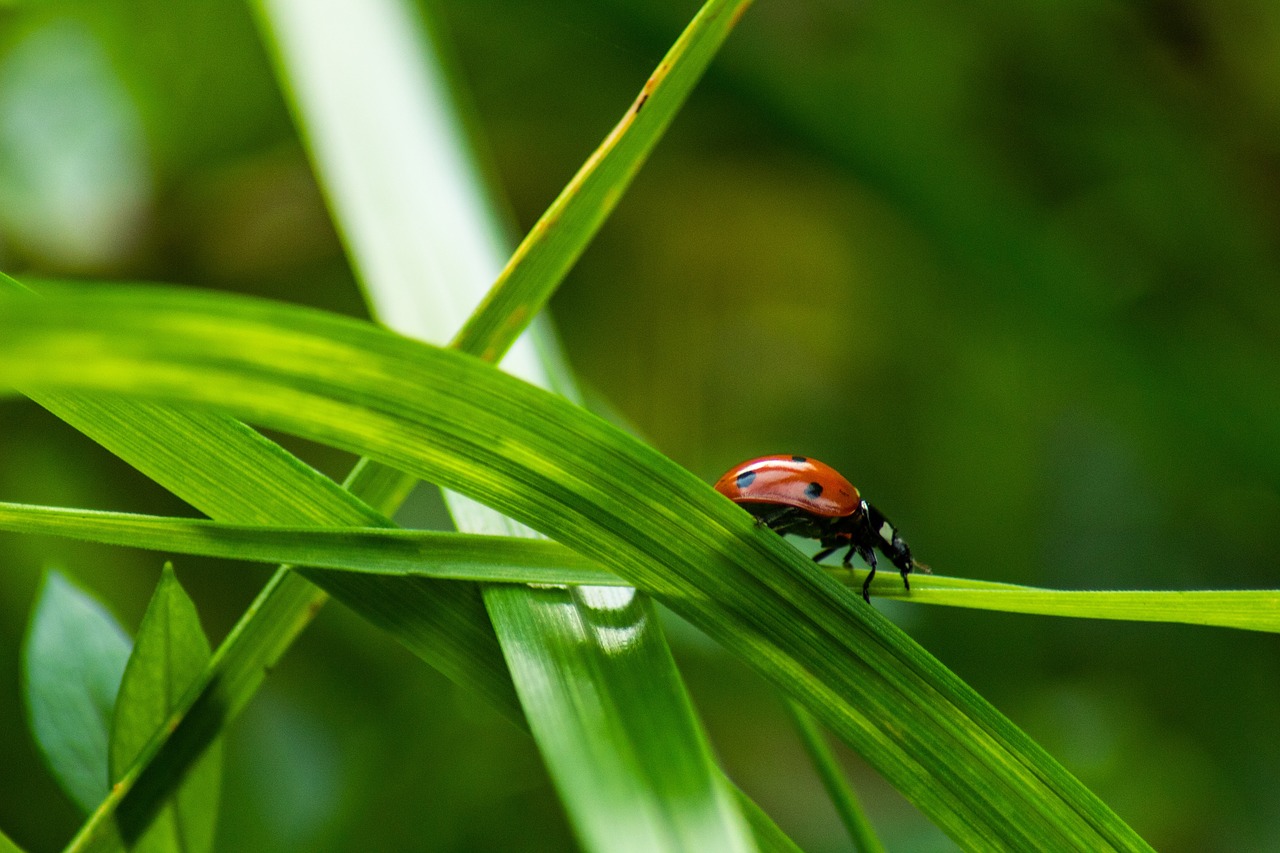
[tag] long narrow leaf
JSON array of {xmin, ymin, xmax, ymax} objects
[
  {"xmin": 0, "ymin": 501, "xmax": 608, "ymax": 581},
  {"xmin": 0, "ymin": 269, "xmax": 521, "ymax": 851},
  {"xmin": 4, "ymin": 501, "xmax": 1277, "ymax": 632},
  {"xmin": 0, "ymin": 287, "xmax": 1155, "ymax": 851},
  {"xmin": 784, "ymin": 701, "xmax": 884, "ymax": 853},
  {"xmin": 452, "ymin": 0, "xmax": 754, "ymax": 361},
  {"xmin": 253, "ymin": 0, "xmax": 762, "ymax": 850}
]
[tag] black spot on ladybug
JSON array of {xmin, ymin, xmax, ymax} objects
[
  {"xmin": 805, "ymin": 481, "xmax": 824, "ymax": 499},
  {"xmin": 791, "ymin": 455, "xmax": 807, "ymax": 462},
  {"xmin": 736, "ymin": 470, "xmax": 756, "ymax": 489}
]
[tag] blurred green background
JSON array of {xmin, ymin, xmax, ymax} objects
[{"xmin": 2, "ymin": 0, "xmax": 1279, "ymax": 850}]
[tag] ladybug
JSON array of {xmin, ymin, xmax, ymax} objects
[{"xmin": 714, "ymin": 455, "xmax": 927, "ymax": 602}]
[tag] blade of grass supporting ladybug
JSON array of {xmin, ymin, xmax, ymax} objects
[
  {"xmin": 877, "ymin": 584, "xmax": 1280, "ymax": 631},
  {"xmin": 252, "ymin": 0, "xmax": 763, "ymax": 850},
  {"xmin": 450, "ymin": 0, "xmax": 753, "ymax": 361},
  {"xmin": 5, "ymin": 502, "xmax": 1278, "ymax": 633},
  {"xmin": 0, "ymin": 289, "xmax": 1156, "ymax": 851},
  {"xmin": 783, "ymin": 700, "xmax": 884, "ymax": 853}
]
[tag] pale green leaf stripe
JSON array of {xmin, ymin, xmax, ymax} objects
[
  {"xmin": 4, "ymin": 501, "xmax": 1277, "ymax": 633},
  {"xmin": 0, "ymin": 288, "xmax": 1154, "ymax": 851},
  {"xmin": 452, "ymin": 0, "xmax": 754, "ymax": 361}
]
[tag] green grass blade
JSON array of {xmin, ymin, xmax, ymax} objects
[
  {"xmin": 12, "ymin": 496, "xmax": 1275, "ymax": 631},
  {"xmin": 488, "ymin": 585, "xmax": 751, "ymax": 852},
  {"xmin": 253, "ymin": 0, "xmax": 765, "ymax": 849},
  {"xmin": 57, "ymin": 460, "xmax": 511, "ymax": 853},
  {"xmin": 108, "ymin": 565, "xmax": 219, "ymax": 853},
  {"xmin": 248, "ymin": 0, "xmax": 513, "ymax": 345},
  {"xmin": 0, "ymin": 287, "xmax": 1156, "ymax": 850},
  {"xmin": 784, "ymin": 701, "xmax": 884, "ymax": 853},
  {"xmin": 888, "ymin": 584, "xmax": 1280, "ymax": 632},
  {"xmin": 0, "ymin": 271, "xmax": 518, "ymax": 850},
  {"xmin": 0, "ymin": 501, "xmax": 614, "ymax": 584},
  {"xmin": 6, "ymin": 501, "xmax": 1277, "ymax": 633},
  {"xmin": 451, "ymin": 0, "xmax": 753, "ymax": 361},
  {"xmin": 22, "ymin": 572, "xmax": 132, "ymax": 814}
]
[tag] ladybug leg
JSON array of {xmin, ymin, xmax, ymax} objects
[
  {"xmin": 859, "ymin": 547, "xmax": 878, "ymax": 603},
  {"xmin": 838, "ymin": 541, "xmax": 854, "ymax": 567}
]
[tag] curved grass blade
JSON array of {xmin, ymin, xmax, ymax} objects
[
  {"xmin": 5, "ymin": 501, "xmax": 1278, "ymax": 632},
  {"xmin": 254, "ymin": 1, "xmax": 763, "ymax": 849},
  {"xmin": 0, "ymin": 288, "xmax": 1155, "ymax": 851},
  {"xmin": 784, "ymin": 700, "xmax": 884, "ymax": 853},
  {"xmin": 1, "ymin": 273, "xmax": 516, "ymax": 717},
  {"xmin": 451, "ymin": 0, "xmax": 754, "ymax": 361},
  {"xmin": 1, "ymin": 275, "xmax": 518, "ymax": 851}
]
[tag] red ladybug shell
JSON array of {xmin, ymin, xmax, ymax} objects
[{"xmin": 714, "ymin": 456, "xmax": 861, "ymax": 518}]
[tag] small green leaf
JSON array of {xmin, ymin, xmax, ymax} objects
[
  {"xmin": 22, "ymin": 571, "xmax": 132, "ymax": 814},
  {"xmin": 109, "ymin": 564, "xmax": 220, "ymax": 853}
]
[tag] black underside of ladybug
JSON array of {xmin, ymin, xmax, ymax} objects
[{"xmin": 740, "ymin": 501, "xmax": 915, "ymax": 603}]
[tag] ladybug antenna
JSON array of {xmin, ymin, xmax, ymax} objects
[{"xmin": 911, "ymin": 559, "xmax": 932, "ymax": 575}]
